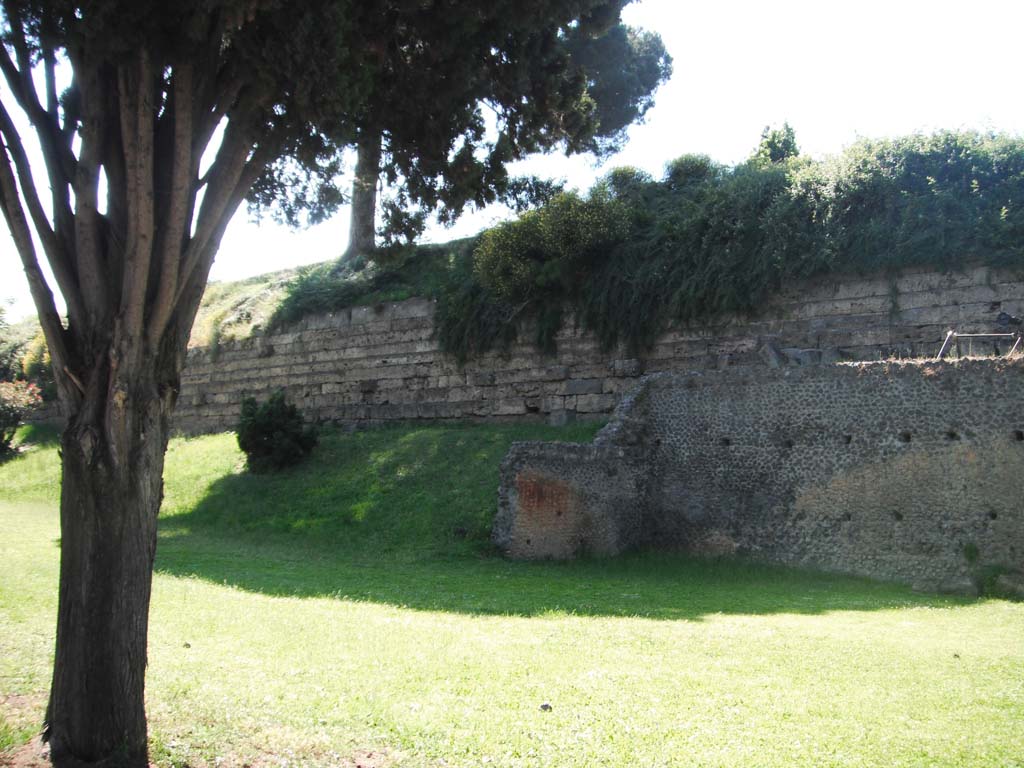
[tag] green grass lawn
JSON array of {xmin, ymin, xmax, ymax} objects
[{"xmin": 1, "ymin": 423, "xmax": 1023, "ymax": 767}]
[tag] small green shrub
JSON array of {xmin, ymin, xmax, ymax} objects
[
  {"xmin": 0, "ymin": 380, "xmax": 42, "ymax": 456},
  {"xmin": 236, "ymin": 390, "xmax": 318, "ymax": 473}
]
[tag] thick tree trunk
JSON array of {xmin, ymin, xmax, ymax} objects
[
  {"xmin": 45, "ymin": 364, "xmax": 175, "ymax": 768},
  {"xmin": 342, "ymin": 132, "xmax": 382, "ymax": 262}
]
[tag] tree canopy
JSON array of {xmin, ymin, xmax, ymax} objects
[{"xmin": 316, "ymin": 13, "xmax": 672, "ymax": 257}]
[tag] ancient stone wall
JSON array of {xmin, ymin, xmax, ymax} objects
[
  {"xmin": 174, "ymin": 264, "xmax": 1024, "ymax": 434},
  {"xmin": 494, "ymin": 359, "xmax": 1024, "ymax": 592}
]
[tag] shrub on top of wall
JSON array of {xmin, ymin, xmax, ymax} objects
[
  {"xmin": 437, "ymin": 130, "xmax": 1024, "ymax": 360},
  {"xmin": 236, "ymin": 390, "xmax": 318, "ymax": 473}
]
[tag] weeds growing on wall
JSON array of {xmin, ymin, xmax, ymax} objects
[
  {"xmin": 268, "ymin": 238, "xmax": 477, "ymax": 330},
  {"xmin": 276, "ymin": 130, "xmax": 1024, "ymax": 361}
]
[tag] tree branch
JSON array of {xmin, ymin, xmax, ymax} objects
[
  {"xmin": 173, "ymin": 133, "xmax": 276, "ymax": 317},
  {"xmin": 71, "ymin": 60, "xmax": 111, "ymax": 321},
  {"xmin": 175, "ymin": 121, "xmax": 253, "ymax": 297},
  {"xmin": 62, "ymin": 74, "xmax": 80, "ymax": 141},
  {"xmin": 0, "ymin": 20, "xmax": 77, "ymax": 184},
  {"xmin": 0, "ymin": 98, "xmax": 86, "ymax": 324},
  {"xmin": 0, "ymin": 139, "xmax": 77, "ymax": 406},
  {"xmin": 117, "ymin": 49, "xmax": 156, "ymax": 340},
  {"xmin": 0, "ymin": 42, "xmax": 78, "ymax": 269},
  {"xmin": 42, "ymin": 33, "xmax": 59, "ymax": 120},
  {"xmin": 148, "ymin": 62, "xmax": 196, "ymax": 348}
]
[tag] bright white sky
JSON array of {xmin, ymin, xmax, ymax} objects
[{"xmin": 2, "ymin": 0, "xmax": 1023, "ymax": 321}]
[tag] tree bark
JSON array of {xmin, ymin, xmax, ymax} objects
[
  {"xmin": 45, "ymin": 361, "xmax": 176, "ymax": 768},
  {"xmin": 342, "ymin": 132, "xmax": 382, "ymax": 262}
]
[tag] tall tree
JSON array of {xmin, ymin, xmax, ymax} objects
[
  {"xmin": 337, "ymin": 18, "xmax": 672, "ymax": 260},
  {"xmin": 755, "ymin": 121, "xmax": 800, "ymax": 164},
  {"xmin": 0, "ymin": 1, "xmax": 629, "ymax": 765}
]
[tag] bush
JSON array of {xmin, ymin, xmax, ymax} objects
[
  {"xmin": 19, "ymin": 330, "xmax": 56, "ymax": 400},
  {"xmin": 0, "ymin": 380, "xmax": 42, "ymax": 456},
  {"xmin": 471, "ymin": 187, "xmax": 633, "ymax": 353},
  {"xmin": 236, "ymin": 390, "xmax": 318, "ymax": 473},
  {"xmin": 0, "ymin": 306, "xmax": 18, "ymax": 381}
]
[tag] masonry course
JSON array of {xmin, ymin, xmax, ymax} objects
[{"xmin": 173, "ymin": 264, "xmax": 1024, "ymax": 434}]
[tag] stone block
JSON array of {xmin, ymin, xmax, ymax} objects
[
  {"xmin": 545, "ymin": 365, "xmax": 570, "ymax": 380},
  {"xmin": 547, "ymin": 409, "xmax": 576, "ymax": 427},
  {"xmin": 780, "ymin": 348, "xmax": 822, "ymax": 366},
  {"xmin": 563, "ymin": 378, "xmax": 604, "ymax": 396},
  {"xmin": 392, "ymin": 298, "xmax": 434, "ymax": 319},
  {"xmin": 575, "ymin": 393, "xmax": 617, "ymax": 413},
  {"xmin": 541, "ymin": 395, "xmax": 565, "ymax": 412},
  {"xmin": 470, "ymin": 371, "xmax": 496, "ymax": 386},
  {"xmin": 495, "ymin": 398, "xmax": 527, "ymax": 416},
  {"xmin": 609, "ymin": 358, "xmax": 644, "ymax": 377}
]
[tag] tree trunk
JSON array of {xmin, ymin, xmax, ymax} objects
[
  {"xmin": 342, "ymin": 132, "xmax": 382, "ymax": 262},
  {"xmin": 45, "ymin": 363, "xmax": 176, "ymax": 768}
]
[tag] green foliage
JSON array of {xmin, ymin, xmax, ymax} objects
[
  {"xmin": 236, "ymin": 390, "xmax": 318, "ymax": 474},
  {"xmin": 0, "ymin": 380, "xmax": 42, "ymax": 456},
  {"xmin": 563, "ymin": 25, "xmax": 674, "ymax": 155},
  {"xmin": 18, "ymin": 330, "xmax": 55, "ymax": 401},
  {"xmin": 452, "ymin": 129, "xmax": 1024, "ymax": 358},
  {"xmin": 269, "ymin": 239, "xmax": 477, "ymax": 330},
  {"xmin": 755, "ymin": 122, "xmax": 800, "ymax": 164},
  {"xmin": 0, "ymin": 306, "xmax": 17, "ymax": 381},
  {"xmin": 472, "ymin": 187, "xmax": 633, "ymax": 352},
  {"xmin": 433, "ymin": 253, "xmax": 520, "ymax": 364},
  {"xmin": 349, "ymin": 13, "xmax": 672, "ymax": 249}
]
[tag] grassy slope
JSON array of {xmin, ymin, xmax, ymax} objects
[
  {"xmin": 1, "ymin": 424, "xmax": 1023, "ymax": 767},
  {"xmin": 189, "ymin": 268, "xmax": 301, "ymax": 348},
  {"xmin": 4, "ymin": 267, "xmax": 303, "ymax": 352},
  {"xmin": 189, "ymin": 239, "xmax": 475, "ymax": 348}
]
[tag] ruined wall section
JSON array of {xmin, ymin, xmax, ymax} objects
[
  {"xmin": 495, "ymin": 360, "xmax": 1024, "ymax": 592},
  {"xmin": 494, "ymin": 384, "xmax": 651, "ymax": 559},
  {"xmin": 174, "ymin": 265, "xmax": 1024, "ymax": 434}
]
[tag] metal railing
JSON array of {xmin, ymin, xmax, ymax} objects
[{"xmin": 935, "ymin": 330, "xmax": 1022, "ymax": 360}]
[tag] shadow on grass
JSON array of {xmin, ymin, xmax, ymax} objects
[
  {"xmin": 154, "ymin": 526, "xmax": 972, "ymax": 621},
  {"xmin": 154, "ymin": 423, "xmax": 972, "ymax": 621},
  {"xmin": 14, "ymin": 422, "xmax": 61, "ymax": 448},
  {"xmin": 1, "ymin": 423, "xmax": 60, "ymax": 466}
]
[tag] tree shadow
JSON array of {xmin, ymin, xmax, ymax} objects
[
  {"xmin": 154, "ymin": 424, "xmax": 976, "ymax": 622},
  {"xmin": 1, "ymin": 423, "xmax": 60, "ymax": 465},
  {"xmin": 14, "ymin": 422, "xmax": 60, "ymax": 447},
  {"xmin": 156, "ymin": 511, "xmax": 971, "ymax": 623}
]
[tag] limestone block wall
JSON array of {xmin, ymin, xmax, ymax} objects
[
  {"xmin": 494, "ymin": 359, "xmax": 1024, "ymax": 592},
  {"xmin": 174, "ymin": 264, "xmax": 1024, "ymax": 435}
]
